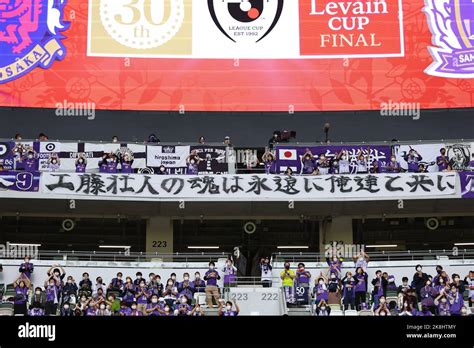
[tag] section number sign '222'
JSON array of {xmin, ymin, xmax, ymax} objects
[{"xmin": 87, "ymin": 0, "xmax": 404, "ymax": 58}]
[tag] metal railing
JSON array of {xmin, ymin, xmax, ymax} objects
[
  {"xmin": 272, "ymin": 249, "xmax": 474, "ymax": 263},
  {"xmin": 8, "ymin": 250, "xmax": 231, "ymax": 263},
  {"xmin": 2, "ymin": 138, "xmax": 473, "ymax": 147}
]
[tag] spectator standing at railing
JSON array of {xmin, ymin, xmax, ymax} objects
[
  {"xmin": 24, "ymin": 151, "xmax": 37, "ymax": 172},
  {"xmin": 404, "ymin": 149, "xmax": 423, "ymax": 173},
  {"xmin": 13, "ymin": 280, "xmax": 29, "ymax": 315},
  {"xmin": 75, "ymin": 154, "xmax": 87, "ymax": 173},
  {"xmin": 316, "ymin": 154, "xmax": 330, "ymax": 175},
  {"xmin": 260, "ymin": 257, "xmax": 273, "ymax": 288},
  {"xmin": 192, "ymin": 272, "xmax": 206, "ymax": 293},
  {"xmin": 186, "ymin": 150, "xmax": 203, "ymax": 175},
  {"xmin": 436, "ymin": 148, "xmax": 450, "ymax": 171},
  {"xmin": 280, "ymin": 262, "xmax": 296, "ymax": 306},
  {"xmin": 354, "ymin": 267, "xmax": 368, "ymax": 310},
  {"xmin": 204, "ymin": 261, "xmax": 221, "ymax": 307},
  {"xmin": 120, "ymin": 152, "xmax": 134, "ymax": 174},
  {"xmin": 386, "ymin": 155, "xmax": 401, "ymax": 173},
  {"xmin": 222, "ymin": 258, "xmax": 237, "ymax": 288},
  {"xmin": 262, "ymin": 149, "xmax": 277, "ymax": 175},
  {"xmin": 301, "ymin": 149, "xmax": 316, "ymax": 175},
  {"xmin": 335, "ymin": 150, "xmax": 351, "ymax": 174},
  {"xmin": 355, "ymin": 149, "xmax": 369, "ymax": 174}
]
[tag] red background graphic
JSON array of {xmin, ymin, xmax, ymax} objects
[{"xmin": 0, "ymin": 1, "xmax": 473, "ymax": 112}]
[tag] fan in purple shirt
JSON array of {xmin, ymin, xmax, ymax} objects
[
  {"xmin": 262, "ymin": 150, "xmax": 277, "ymax": 175},
  {"xmin": 301, "ymin": 150, "xmax": 316, "ymax": 175},
  {"xmin": 403, "ymin": 149, "xmax": 423, "ymax": 173},
  {"xmin": 108, "ymin": 272, "xmax": 124, "ymax": 292},
  {"xmin": 17, "ymin": 256, "xmax": 34, "ymax": 287},
  {"xmin": 436, "ymin": 148, "xmax": 450, "ymax": 172},
  {"xmin": 386, "ymin": 155, "xmax": 401, "ymax": 173},
  {"xmin": 176, "ymin": 296, "xmax": 192, "ymax": 316},
  {"xmin": 191, "ymin": 272, "xmax": 206, "ymax": 293},
  {"xmin": 75, "ymin": 155, "xmax": 87, "ymax": 173},
  {"xmin": 106, "ymin": 153, "xmax": 119, "ymax": 173},
  {"xmin": 120, "ymin": 152, "xmax": 134, "ymax": 174},
  {"xmin": 13, "ymin": 280, "xmax": 29, "ymax": 315},
  {"xmin": 312, "ymin": 274, "xmax": 329, "ymax": 306},
  {"xmin": 23, "ymin": 151, "xmax": 37, "ymax": 172},
  {"xmin": 326, "ymin": 256, "xmax": 342, "ymax": 279},
  {"xmin": 145, "ymin": 295, "xmax": 161, "ymax": 316},
  {"xmin": 119, "ymin": 302, "xmax": 132, "ymax": 316},
  {"xmin": 447, "ymin": 284, "xmax": 464, "ymax": 315},
  {"xmin": 178, "ymin": 273, "xmax": 195, "ymax": 298},
  {"xmin": 218, "ymin": 300, "xmax": 240, "ymax": 316},
  {"xmin": 129, "ymin": 302, "xmax": 143, "ymax": 316}
]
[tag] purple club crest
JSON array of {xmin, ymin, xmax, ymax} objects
[
  {"xmin": 424, "ymin": 0, "xmax": 474, "ymax": 78},
  {"xmin": 0, "ymin": 0, "xmax": 68, "ymax": 84}
]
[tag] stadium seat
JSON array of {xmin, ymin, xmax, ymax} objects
[
  {"xmin": 194, "ymin": 292, "xmax": 207, "ymax": 306},
  {"xmin": 358, "ymin": 310, "xmax": 374, "ymax": 316},
  {"xmin": 329, "ymin": 304, "xmax": 341, "ymax": 311},
  {"xmin": 330, "ymin": 309, "xmax": 344, "ymax": 316},
  {"xmin": 344, "ymin": 310, "xmax": 358, "ymax": 316},
  {"xmin": 0, "ymin": 302, "xmax": 14, "ymax": 316}
]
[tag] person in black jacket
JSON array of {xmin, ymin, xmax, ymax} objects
[
  {"xmin": 412, "ymin": 264, "xmax": 429, "ymax": 297},
  {"xmin": 371, "ymin": 270, "xmax": 388, "ymax": 308}
]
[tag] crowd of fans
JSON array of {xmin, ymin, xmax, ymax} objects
[
  {"xmin": 2, "ymin": 132, "xmax": 472, "ymax": 176},
  {"xmin": 2, "ymin": 254, "xmax": 473, "ymax": 317},
  {"xmin": 6, "ymin": 257, "xmax": 240, "ymax": 317},
  {"xmin": 277, "ymin": 252, "xmax": 474, "ymax": 316}
]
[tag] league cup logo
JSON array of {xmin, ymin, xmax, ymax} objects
[
  {"xmin": 208, "ymin": 0, "xmax": 284, "ymax": 43},
  {"xmin": 424, "ymin": 0, "xmax": 474, "ymax": 78},
  {"xmin": 0, "ymin": 0, "xmax": 68, "ymax": 84}
]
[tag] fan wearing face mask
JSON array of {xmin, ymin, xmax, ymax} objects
[
  {"xmin": 374, "ymin": 296, "xmax": 390, "ymax": 316},
  {"xmin": 162, "ymin": 278, "xmax": 178, "ymax": 309},
  {"xmin": 464, "ymin": 271, "xmax": 474, "ymax": 308},
  {"xmin": 280, "ymin": 262, "xmax": 296, "ymax": 306},
  {"xmin": 145, "ymin": 295, "xmax": 161, "ymax": 316},
  {"xmin": 218, "ymin": 299, "xmax": 239, "ymax": 317},
  {"xmin": 412, "ymin": 265, "xmax": 429, "ymax": 298},
  {"xmin": 178, "ymin": 273, "xmax": 195, "ymax": 299},
  {"xmin": 315, "ymin": 299, "xmax": 331, "ymax": 316},
  {"xmin": 204, "ymin": 262, "xmax": 221, "ymax": 307},
  {"xmin": 312, "ymin": 273, "xmax": 328, "ymax": 309}
]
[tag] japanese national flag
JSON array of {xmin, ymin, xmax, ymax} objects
[{"xmin": 279, "ymin": 149, "xmax": 297, "ymax": 161}]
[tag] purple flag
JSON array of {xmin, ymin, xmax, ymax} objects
[
  {"xmin": 0, "ymin": 171, "xmax": 40, "ymax": 192},
  {"xmin": 460, "ymin": 172, "xmax": 474, "ymax": 198}
]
